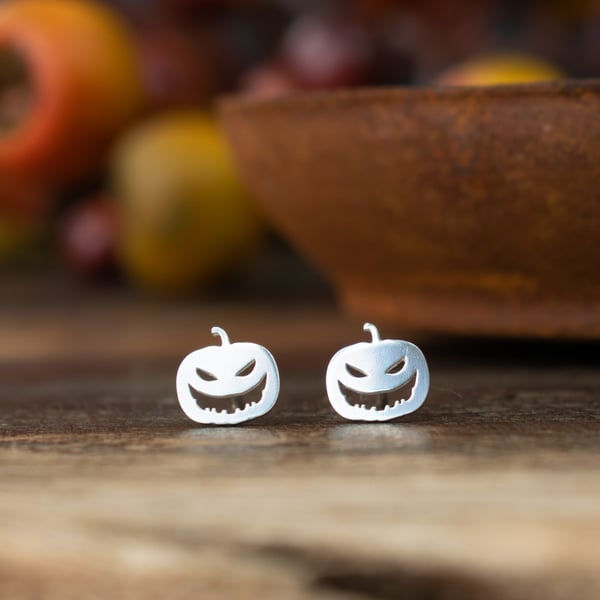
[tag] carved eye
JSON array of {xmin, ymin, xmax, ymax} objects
[
  {"xmin": 196, "ymin": 368, "xmax": 217, "ymax": 381},
  {"xmin": 346, "ymin": 364, "xmax": 367, "ymax": 378},
  {"xmin": 386, "ymin": 359, "xmax": 406, "ymax": 374},
  {"xmin": 236, "ymin": 359, "xmax": 256, "ymax": 377}
]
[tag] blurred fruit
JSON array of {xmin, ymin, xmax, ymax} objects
[
  {"xmin": 0, "ymin": 171, "xmax": 50, "ymax": 262},
  {"xmin": 240, "ymin": 61, "xmax": 300, "ymax": 99},
  {"xmin": 0, "ymin": 0, "xmax": 146, "ymax": 183},
  {"xmin": 59, "ymin": 195, "xmax": 119, "ymax": 280},
  {"xmin": 436, "ymin": 51, "xmax": 564, "ymax": 85},
  {"xmin": 112, "ymin": 112, "xmax": 263, "ymax": 294},
  {"xmin": 135, "ymin": 26, "xmax": 225, "ymax": 109},
  {"xmin": 0, "ymin": 171, "xmax": 51, "ymax": 221},
  {"xmin": 0, "ymin": 213, "xmax": 44, "ymax": 263},
  {"xmin": 280, "ymin": 13, "xmax": 375, "ymax": 90}
]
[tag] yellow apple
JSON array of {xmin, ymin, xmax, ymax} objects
[
  {"xmin": 436, "ymin": 52, "xmax": 564, "ymax": 86},
  {"xmin": 112, "ymin": 112, "xmax": 263, "ymax": 295}
]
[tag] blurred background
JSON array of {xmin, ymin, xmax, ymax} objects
[{"xmin": 0, "ymin": 0, "xmax": 598, "ymax": 299}]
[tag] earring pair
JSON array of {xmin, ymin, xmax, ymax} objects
[{"xmin": 176, "ymin": 323, "xmax": 429, "ymax": 425}]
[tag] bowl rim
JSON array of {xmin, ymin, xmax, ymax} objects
[{"xmin": 219, "ymin": 78, "xmax": 600, "ymax": 115}]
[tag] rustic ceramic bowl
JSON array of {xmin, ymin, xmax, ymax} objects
[{"xmin": 220, "ymin": 80, "xmax": 600, "ymax": 339}]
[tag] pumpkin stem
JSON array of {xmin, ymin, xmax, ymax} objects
[
  {"xmin": 211, "ymin": 326, "xmax": 230, "ymax": 345},
  {"xmin": 363, "ymin": 322, "xmax": 381, "ymax": 342}
]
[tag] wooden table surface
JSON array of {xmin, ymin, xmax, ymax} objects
[{"xmin": 0, "ymin": 271, "xmax": 599, "ymax": 599}]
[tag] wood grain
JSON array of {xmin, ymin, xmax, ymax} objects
[{"xmin": 0, "ymin": 274, "xmax": 599, "ymax": 599}]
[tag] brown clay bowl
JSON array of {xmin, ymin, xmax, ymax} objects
[{"xmin": 220, "ymin": 80, "xmax": 600, "ymax": 339}]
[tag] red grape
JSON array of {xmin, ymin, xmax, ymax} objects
[
  {"xmin": 280, "ymin": 13, "xmax": 375, "ymax": 90},
  {"xmin": 59, "ymin": 196, "xmax": 119, "ymax": 280}
]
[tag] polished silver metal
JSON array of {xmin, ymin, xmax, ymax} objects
[
  {"xmin": 326, "ymin": 323, "xmax": 429, "ymax": 422},
  {"xmin": 176, "ymin": 326, "xmax": 279, "ymax": 425}
]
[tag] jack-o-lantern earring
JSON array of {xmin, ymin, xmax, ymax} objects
[
  {"xmin": 326, "ymin": 323, "xmax": 429, "ymax": 422},
  {"xmin": 176, "ymin": 326, "xmax": 280, "ymax": 425}
]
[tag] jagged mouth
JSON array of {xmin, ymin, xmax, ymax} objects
[
  {"xmin": 338, "ymin": 373, "xmax": 417, "ymax": 414},
  {"xmin": 189, "ymin": 375, "xmax": 267, "ymax": 416}
]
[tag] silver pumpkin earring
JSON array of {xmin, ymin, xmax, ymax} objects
[
  {"xmin": 326, "ymin": 323, "xmax": 429, "ymax": 422},
  {"xmin": 176, "ymin": 326, "xmax": 279, "ymax": 425}
]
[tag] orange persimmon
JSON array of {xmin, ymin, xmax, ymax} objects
[{"xmin": 0, "ymin": 0, "xmax": 146, "ymax": 182}]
